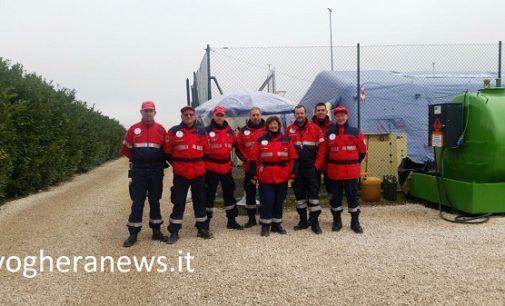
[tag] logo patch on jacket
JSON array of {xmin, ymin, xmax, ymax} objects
[
  {"xmin": 134, "ymin": 128, "xmax": 142, "ymax": 135},
  {"xmin": 176, "ymin": 131, "xmax": 184, "ymax": 138}
]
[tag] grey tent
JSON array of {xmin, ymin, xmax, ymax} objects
[{"xmin": 195, "ymin": 90, "xmax": 296, "ymax": 130}]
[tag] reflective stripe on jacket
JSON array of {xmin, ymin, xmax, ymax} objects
[
  {"xmin": 165, "ymin": 123, "xmax": 208, "ymax": 179},
  {"xmin": 205, "ymin": 120, "xmax": 236, "ymax": 174},
  {"xmin": 285, "ymin": 119, "xmax": 325, "ymax": 170},
  {"xmin": 322, "ymin": 122, "xmax": 367, "ymax": 180},
  {"xmin": 249, "ymin": 132, "xmax": 298, "ymax": 184},
  {"xmin": 120, "ymin": 121, "xmax": 166, "ymax": 168}
]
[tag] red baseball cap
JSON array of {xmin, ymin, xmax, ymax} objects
[
  {"xmin": 333, "ymin": 106, "xmax": 348, "ymax": 115},
  {"xmin": 180, "ymin": 105, "xmax": 195, "ymax": 113},
  {"xmin": 141, "ymin": 100, "xmax": 156, "ymax": 111},
  {"xmin": 213, "ymin": 106, "xmax": 226, "ymax": 115}
]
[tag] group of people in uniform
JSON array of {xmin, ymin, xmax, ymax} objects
[{"xmin": 120, "ymin": 100, "xmax": 367, "ymax": 247}]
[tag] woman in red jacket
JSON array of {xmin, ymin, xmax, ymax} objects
[{"xmin": 249, "ymin": 116, "xmax": 298, "ymax": 237}]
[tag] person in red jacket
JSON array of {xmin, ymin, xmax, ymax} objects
[
  {"xmin": 236, "ymin": 107, "xmax": 265, "ymax": 227},
  {"xmin": 249, "ymin": 116, "xmax": 298, "ymax": 237},
  {"xmin": 321, "ymin": 106, "xmax": 367, "ymax": 233},
  {"xmin": 120, "ymin": 101, "xmax": 169, "ymax": 247},
  {"xmin": 311, "ymin": 102, "xmax": 335, "ymax": 194},
  {"xmin": 164, "ymin": 106, "xmax": 213, "ymax": 244},
  {"xmin": 205, "ymin": 106, "xmax": 243, "ymax": 230},
  {"xmin": 312, "ymin": 102, "xmax": 334, "ymax": 134},
  {"xmin": 285, "ymin": 105, "xmax": 326, "ymax": 234}
]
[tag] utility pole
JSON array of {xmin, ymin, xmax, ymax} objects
[{"xmin": 328, "ymin": 8, "xmax": 334, "ymax": 71}]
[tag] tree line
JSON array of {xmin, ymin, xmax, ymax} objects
[{"xmin": 0, "ymin": 58, "xmax": 126, "ymax": 202}]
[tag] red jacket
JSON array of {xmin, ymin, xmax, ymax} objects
[
  {"xmin": 312, "ymin": 115, "xmax": 334, "ymax": 135},
  {"xmin": 249, "ymin": 132, "xmax": 298, "ymax": 184},
  {"xmin": 236, "ymin": 119, "xmax": 265, "ymax": 172},
  {"xmin": 311, "ymin": 116, "xmax": 334, "ymax": 171},
  {"xmin": 285, "ymin": 118, "xmax": 325, "ymax": 170},
  {"xmin": 120, "ymin": 120, "xmax": 166, "ymax": 168},
  {"xmin": 321, "ymin": 122, "xmax": 367, "ymax": 180},
  {"xmin": 164, "ymin": 123, "xmax": 208, "ymax": 180},
  {"xmin": 205, "ymin": 120, "xmax": 236, "ymax": 174}
]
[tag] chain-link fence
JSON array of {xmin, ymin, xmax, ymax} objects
[
  {"xmin": 189, "ymin": 42, "xmax": 503, "ymax": 195},
  {"xmin": 191, "ymin": 43, "xmax": 501, "ymax": 105}
]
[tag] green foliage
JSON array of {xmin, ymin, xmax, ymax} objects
[{"xmin": 0, "ymin": 58, "xmax": 126, "ymax": 202}]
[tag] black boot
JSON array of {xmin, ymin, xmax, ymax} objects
[
  {"xmin": 123, "ymin": 234, "xmax": 137, "ymax": 247},
  {"xmin": 206, "ymin": 212, "xmax": 213, "ymax": 226},
  {"xmin": 331, "ymin": 211, "xmax": 343, "ymax": 232},
  {"xmin": 244, "ymin": 209, "xmax": 257, "ymax": 228},
  {"xmin": 271, "ymin": 223, "xmax": 287, "ymax": 235},
  {"xmin": 260, "ymin": 224, "xmax": 270, "ymax": 237},
  {"xmin": 152, "ymin": 228, "xmax": 168, "ymax": 242},
  {"xmin": 166, "ymin": 231, "xmax": 179, "ymax": 244},
  {"xmin": 309, "ymin": 211, "xmax": 322, "ymax": 235},
  {"xmin": 197, "ymin": 228, "xmax": 213, "ymax": 239},
  {"xmin": 294, "ymin": 208, "xmax": 310, "ymax": 230},
  {"xmin": 227, "ymin": 217, "xmax": 244, "ymax": 230},
  {"xmin": 244, "ymin": 217, "xmax": 257, "ymax": 228},
  {"xmin": 350, "ymin": 210, "xmax": 364, "ymax": 234}
]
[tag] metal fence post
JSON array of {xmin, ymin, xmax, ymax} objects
[
  {"xmin": 192, "ymin": 71, "xmax": 199, "ymax": 107},
  {"xmin": 499, "ymin": 41, "xmax": 502, "ymax": 82},
  {"xmin": 186, "ymin": 78, "xmax": 190, "ymax": 106},
  {"xmin": 206, "ymin": 44, "xmax": 212, "ymax": 101},
  {"xmin": 328, "ymin": 8, "xmax": 334, "ymax": 71},
  {"xmin": 357, "ymin": 43, "xmax": 361, "ymax": 129}
]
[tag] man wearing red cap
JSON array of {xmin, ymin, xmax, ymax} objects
[
  {"xmin": 164, "ymin": 105, "xmax": 212, "ymax": 244},
  {"xmin": 204, "ymin": 106, "xmax": 243, "ymax": 230},
  {"xmin": 120, "ymin": 101, "xmax": 169, "ymax": 247},
  {"xmin": 320, "ymin": 106, "xmax": 367, "ymax": 233}
]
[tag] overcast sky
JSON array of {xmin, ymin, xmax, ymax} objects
[{"xmin": 1, "ymin": 0, "xmax": 504, "ymax": 127}]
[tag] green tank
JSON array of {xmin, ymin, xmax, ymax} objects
[
  {"xmin": 443, "ymin": 87, "xmax": 505, "ymax": 183},
  {"xmin": 409, "ymin": 84, "xmax": 505, "ymax": 214}
]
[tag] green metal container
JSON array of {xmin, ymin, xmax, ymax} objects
[
  {"xmin": 442, "ymin": 87, "xmax": 505, "ymax": 183},
  {"xmin": 409, "ymin": 172, "xmax": 505, "ymax": 214},
  {"xmin": 410, "ymin": 85, "xmax": 505, "ymax": 214}
]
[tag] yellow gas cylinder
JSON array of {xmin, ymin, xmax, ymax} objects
[{"xmin": 361, "ymin": 176, "xmax": 381, "ymax": 202}]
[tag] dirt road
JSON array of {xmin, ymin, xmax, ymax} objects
[{"xmin": 1, "ymin": 158, "xmax": 504, "ymax": 305}]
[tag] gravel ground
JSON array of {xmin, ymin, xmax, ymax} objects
[{"xmin": 0, "ymin": 158, "xmax": 504, "ymax": 305}]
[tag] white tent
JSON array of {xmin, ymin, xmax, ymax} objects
[{"xmin": 195, "ymin": 89, "xmax": 296, "ymax": 129}]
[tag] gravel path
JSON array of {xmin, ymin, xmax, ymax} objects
[{"xmin": 0, "ymin": 158, "xmax": 504, "ymax": 305}]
